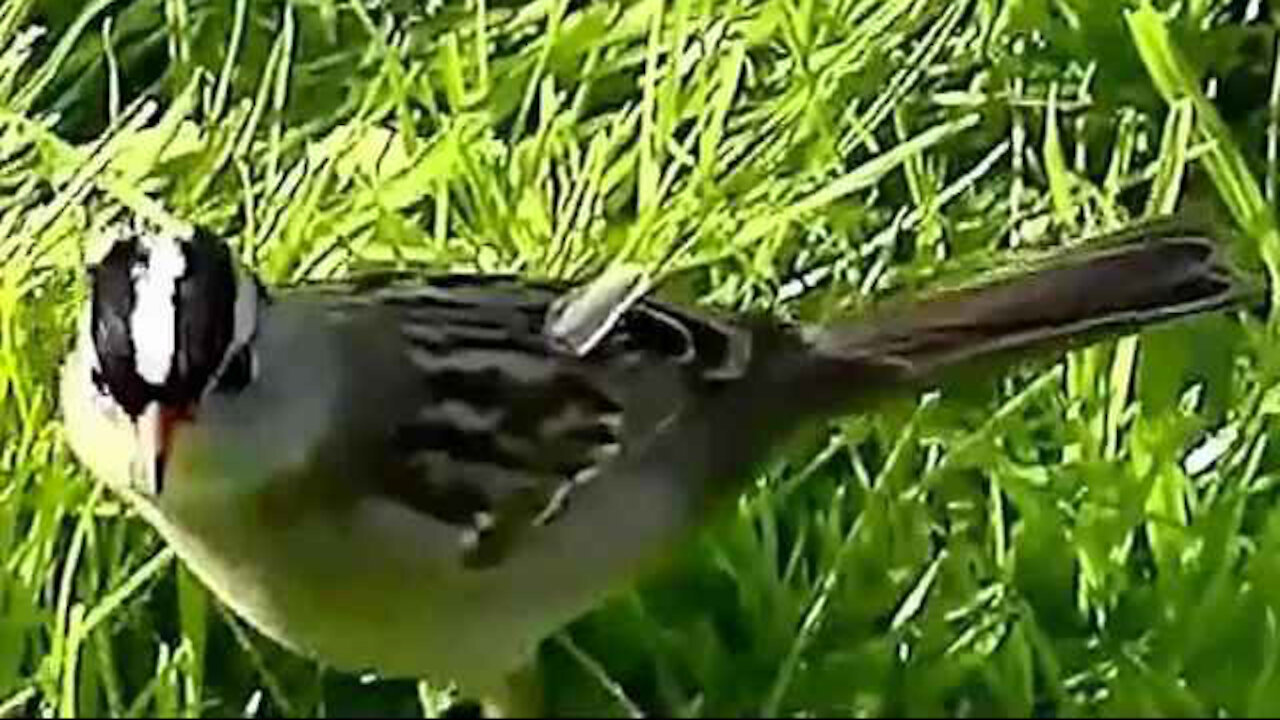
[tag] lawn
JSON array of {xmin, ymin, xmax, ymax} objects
[{"xmin": 3, "ymin": 0, "xmax": 1280, "ymax": 716}]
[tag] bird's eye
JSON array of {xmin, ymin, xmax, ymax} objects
[
  {"xmin": 91, "ymin": 369, "xmax": 110, "ymax": 397},
  {"xmin": 89, "ymin": 369, "xmax": 125, "ymax": 419},
  {"xmin": 215, "ymin": 347, "xmax": 255, "ymax": 394}
]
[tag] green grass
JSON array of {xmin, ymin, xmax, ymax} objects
[{"xmin": 2, "ymin": 0, "xmax": 1280, "ymax": 716}]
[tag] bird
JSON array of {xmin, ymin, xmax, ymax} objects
[{"xmin": 60, "ymin": 218, "xmax": 1254, "ymax": 716}]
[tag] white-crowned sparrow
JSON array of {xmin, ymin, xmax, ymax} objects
[{"xmin": 60, "ymin": 220, "xmax": 1251, "ymax": 714}]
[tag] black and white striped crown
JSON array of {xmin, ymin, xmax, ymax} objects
[{"xmin": 87, "ymin": 224, "xmax": 259, "ymax": 418}]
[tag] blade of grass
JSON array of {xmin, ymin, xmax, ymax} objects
[{"xmin": 1128, "ymin": 2, "xmax": 1280, "ymax": 302}]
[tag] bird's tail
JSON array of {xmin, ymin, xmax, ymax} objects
[{"xmin": 776, "ymin": 224, "xmax": 1257, "ymax": 416}]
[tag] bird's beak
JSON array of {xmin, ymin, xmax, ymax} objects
[{"xmin": 132, "ymin": 403, "xmax": 190, "ymax": 496}]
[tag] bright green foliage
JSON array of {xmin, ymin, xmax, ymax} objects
[{"xmin": 2, "ymin": 0, "xmax": 1280, "ymax": 716}]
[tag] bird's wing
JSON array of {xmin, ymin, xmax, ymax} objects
[{"xmin": 312, "ymin": 273, "xmax": 752, "ymax": 569}]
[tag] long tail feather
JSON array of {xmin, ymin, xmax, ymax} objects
[{"xmin": 787, "ymin": 227, "xmax": 1257, "ymax": 412}]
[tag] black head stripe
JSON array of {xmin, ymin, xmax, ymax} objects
[
  {"xmin": 88, "ymin": 228, "xmax": 242, "ymax": 417},
  {"xmin": 90, "ymin": 236, "xmax": 152, "ymax": 417},
  {"xmin": 169, "ymin": 229, "xmax": 239, "ymax": 402}
]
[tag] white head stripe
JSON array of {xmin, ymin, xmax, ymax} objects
[{"xmin": 130, "ymin": 234, "xmax": 187, "ymax": 385}]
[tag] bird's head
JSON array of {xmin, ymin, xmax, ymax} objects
[{"xmin": 69, "ymin": 225, "xmax": 265, "ymax": 496}]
